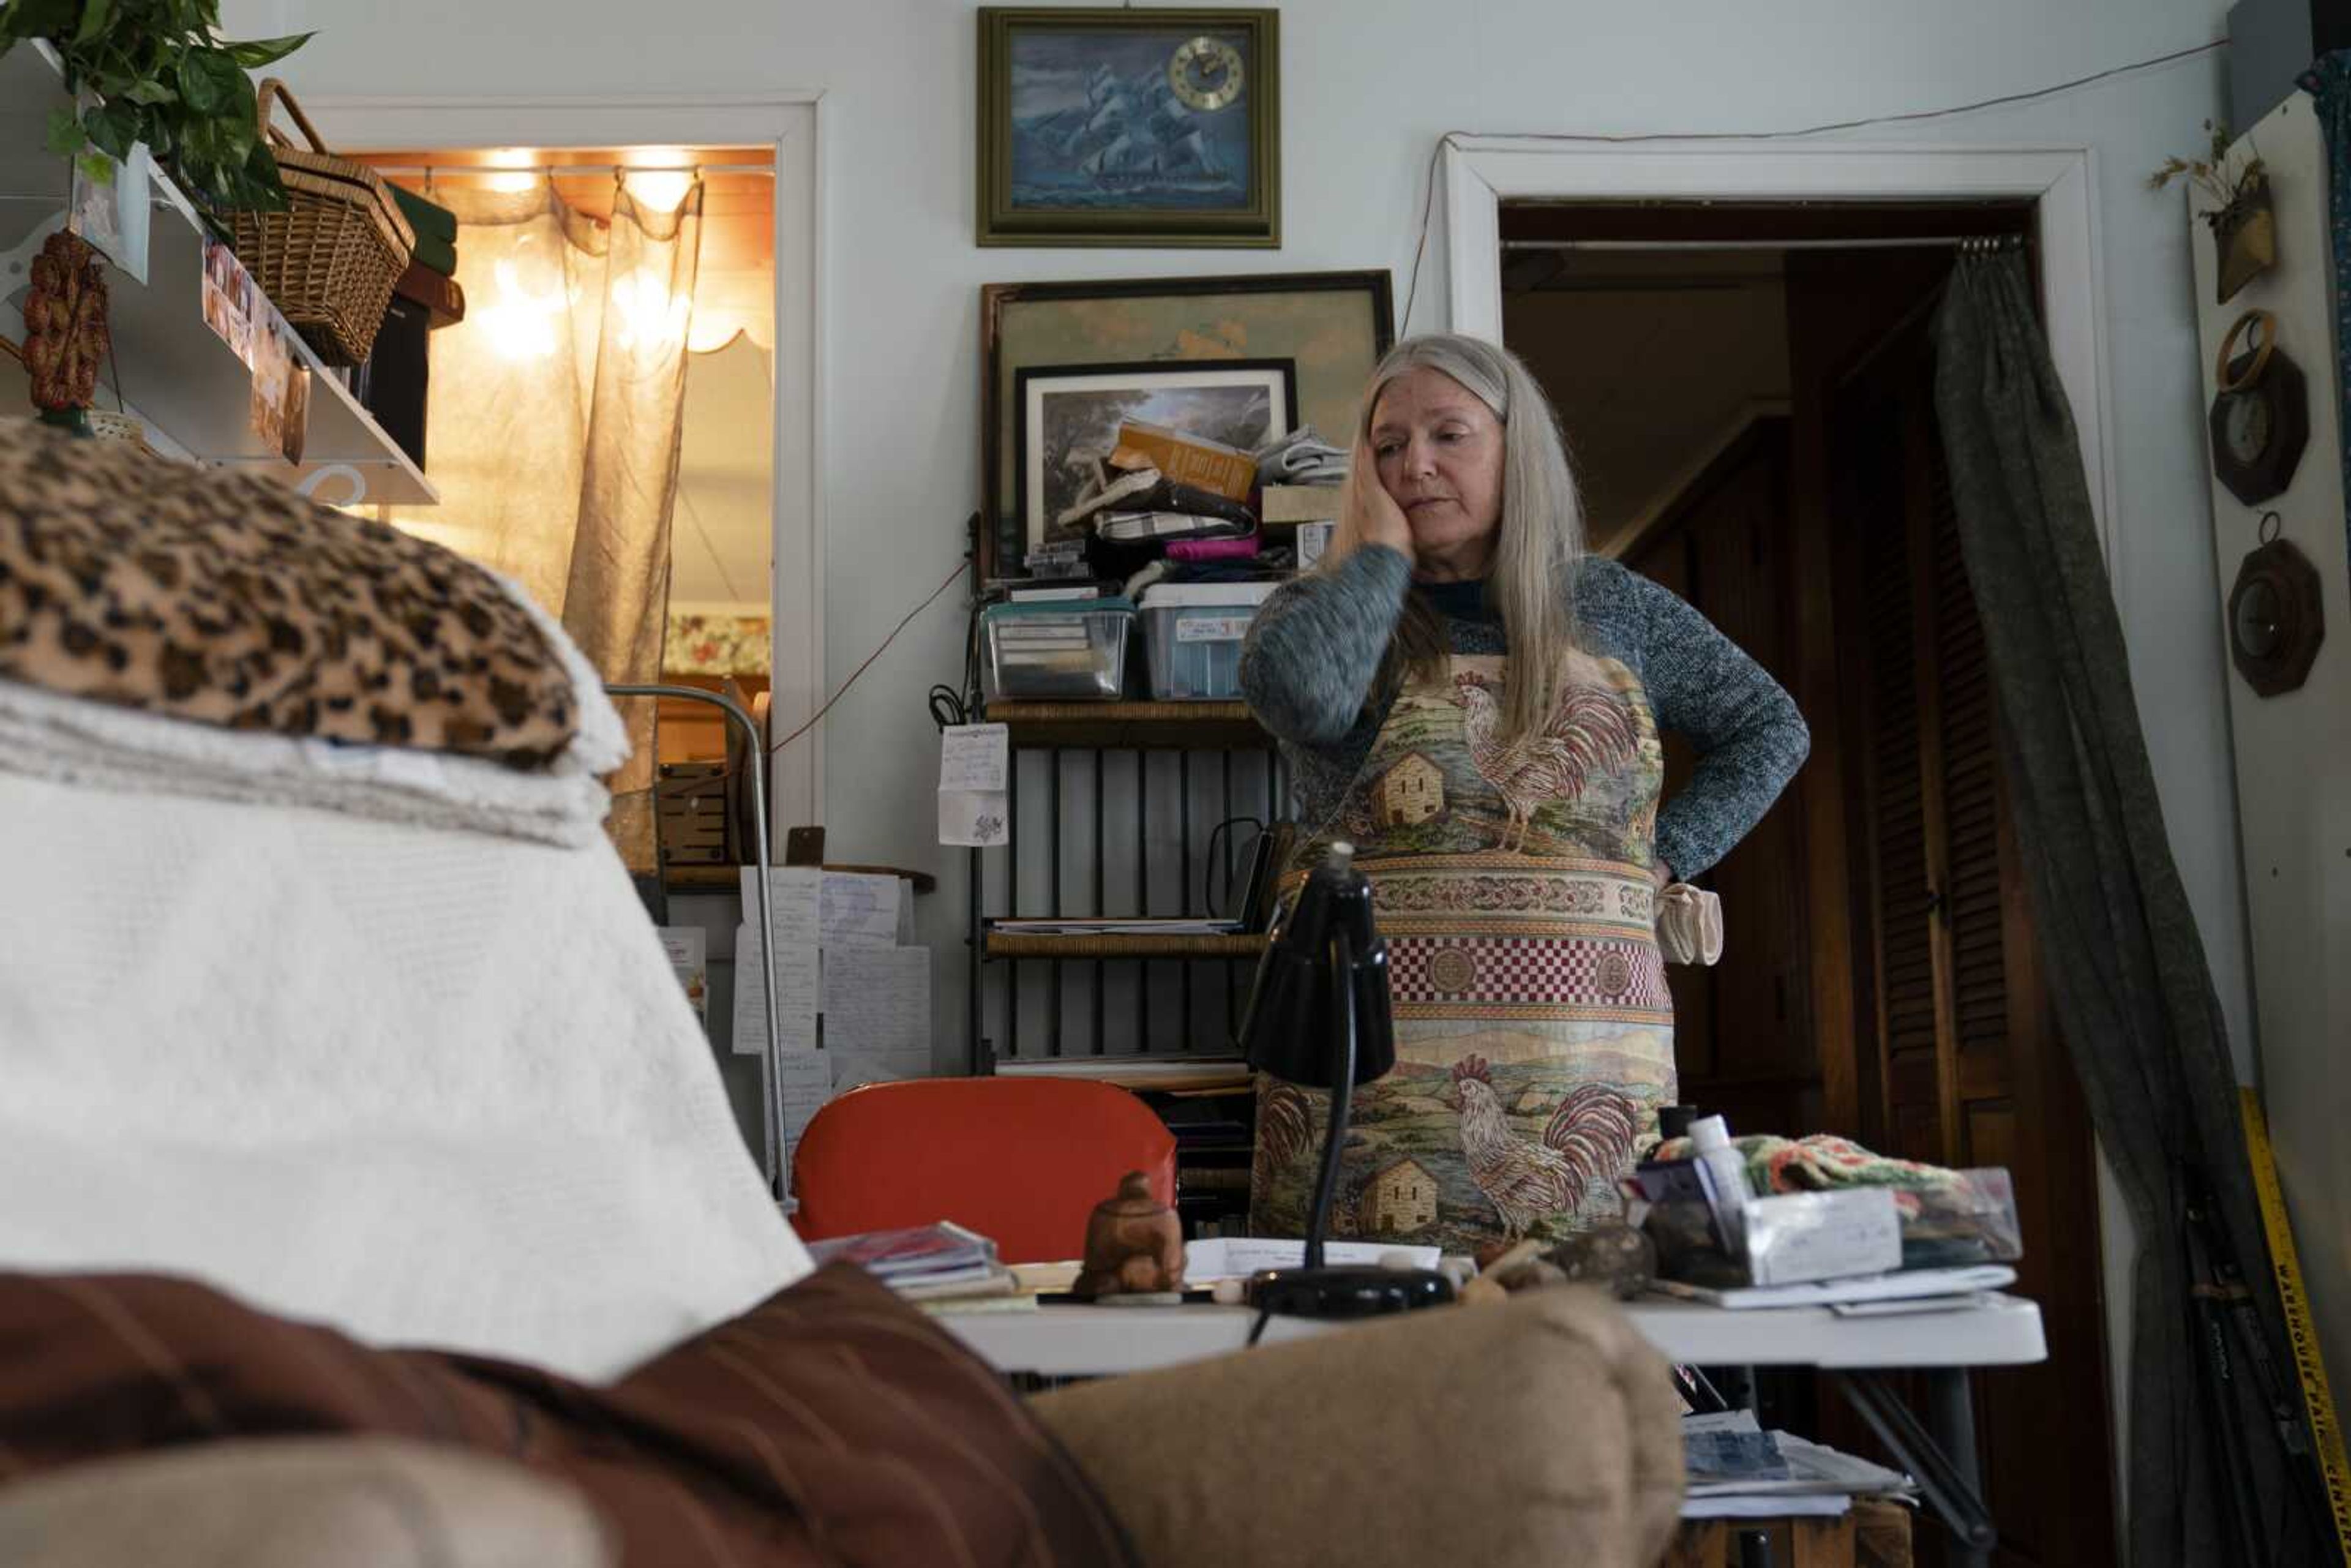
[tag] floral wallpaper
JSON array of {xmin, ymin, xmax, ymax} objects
[{"xmin": 664, "ymin": 611, "xmax": 770, "ymax": 677}]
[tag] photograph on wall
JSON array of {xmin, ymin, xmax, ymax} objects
[
  {"xmin": 1016, "ymin": 359, "xmax": 1293, "ymax": 550},
  {"xmin": 980, "ymin": 270, "xmax": 1393, "ymax": 574},
  {"xmin": 978, "ymin": 8, "xmax": 1278, "ymax": 246},
  {"xmin": 69, "ymin": 146, "xmax": 151, "ymax": 288},
  {"xmin": 200, "ymin": 237, "xmax": 257, "ymax": 367}
]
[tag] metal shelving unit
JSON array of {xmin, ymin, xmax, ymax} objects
[{"xmin": 967, "ymin": 699, "xmax": 1284, "ymax": 1071}]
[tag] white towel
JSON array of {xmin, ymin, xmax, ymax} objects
[
  {"xmin": 0, "ymin": 574, "xmax": 629, "ymax": 849},
  {"xmin": 0, "ymin": 768, "xmax": 812, "ymax": 1381},
  {"xmin": 1657, "ymin": 883, "xmax": 1725, "ymax": 967}
]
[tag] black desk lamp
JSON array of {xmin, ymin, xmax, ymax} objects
[{"xmin": 1238, "ymin": 842, "xmax": 1455, "ymax": 1318}]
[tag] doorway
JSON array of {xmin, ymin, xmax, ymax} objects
[
  {"xmin": 1501, "ymin": 202, "xmax": 2117, "ymax": 1566},
  {"xmin": 318, "ymin": 90, "xmax": 827, "ymax": 837}
]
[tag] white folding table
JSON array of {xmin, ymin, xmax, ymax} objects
[{"xmin": 945, "ymin": 1292, "xmax": 2045, "ymax": 1567}]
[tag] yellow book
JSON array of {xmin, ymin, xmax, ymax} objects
[{"xmin": 1112, "ymin": 420, "xmax": 1257, "ymax": 502}]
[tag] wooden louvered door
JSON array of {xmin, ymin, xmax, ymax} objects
[{"xmin": 1832, "ymin": 315, "xmax": 2115, "ymax": 1567}]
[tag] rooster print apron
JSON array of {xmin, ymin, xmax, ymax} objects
[{"xmin": 1251, "ymin": 649, "xmax": 1676, "ymax": 1255}]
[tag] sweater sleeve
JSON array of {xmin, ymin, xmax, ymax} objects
[
  {"xmin": 1615, "ymin": 566, "xmax": 1810, "ymax": 881},
  {"xmin": 1240, "ymin": 545, "xmax": 1411, "ymax": 748}
]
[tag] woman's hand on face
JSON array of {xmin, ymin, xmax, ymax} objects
[{"xmin": 1343, "ymin": 435, "xmax": 1415, "ymax": 563}]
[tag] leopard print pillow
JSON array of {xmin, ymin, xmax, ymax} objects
[{"xmin": 0, "ymin": 420, "xmax": 578, "ymax": 768}]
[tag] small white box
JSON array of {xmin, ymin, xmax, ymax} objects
[
  {"xmin": 1295, "ymin": 521, "xmax": 1333, "ymax": 570},
  {"xmin": 1739, "ymin": 1187, "xmax": 1902, "ymax": 1286}
]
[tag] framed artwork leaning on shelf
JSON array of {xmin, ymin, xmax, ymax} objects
[
  {"xmin": 1015, "ymin": 357, "xmax": 1295, "ymax": 554},
  {"xmin": 978, "ymin": 268, "xmax": 1394, "ymax": 580}
]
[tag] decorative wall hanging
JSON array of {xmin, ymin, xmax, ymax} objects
[
  {"xmin": 21, "ymin": 231, "xmax": 108, "ymax": 431},
  {"xmin": 2208, "ymin": 309, "xmax": 2309, "ymax": 505},
  {"xmin": 979, "ymin": 269, "xmax": 1392, "ymax": 578},
  {"xmin": 977, "ymin": 8, "xmax": 1280, "ymax": 249},
  {"xmin": 2151, "ymin": 120, "xmax": 2274, "ymax": 302},
  {"xmin": 2227, "ymin": 512, "xmax": 2325, "ymax": 697}
]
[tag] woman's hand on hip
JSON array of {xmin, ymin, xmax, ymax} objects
[{"xmin": 1342, "ymin": 436, "xmax": 1415, "ymax": 564}]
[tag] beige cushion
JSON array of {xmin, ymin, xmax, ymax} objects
[
  {"xmin": 1032, "ymin": 1288, "xmax": 1684, "ymax": 1568},
  {"xmin": 0, "ymin": 1438, "xmax": 610, "ymax": 1568}
]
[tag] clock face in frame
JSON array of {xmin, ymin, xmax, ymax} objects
[{"xmin": 1168, "ymin": 35, "xmax": 1244, "ymax": 111}]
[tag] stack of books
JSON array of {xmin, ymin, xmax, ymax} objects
[
  {"xmin": 1679, "ymin": 1411, "xmax": 1914, "ymax": 1521},
  {"xmin": 807, "ymin": 1220, "xmax": 1016, "ymax": 1302}
]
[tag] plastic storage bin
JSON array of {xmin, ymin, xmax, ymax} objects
[
  {"xmin": 1138, "ymin": 582, "xmax": 1280, "ymax": 700},
  {"xmin": 981, "ymin": 597, "xmax": 1134, "ymax": 701}
]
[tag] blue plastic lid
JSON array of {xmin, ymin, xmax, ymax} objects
[{"xmin": 983, "ymin": 595, "xmax": 1134, "ymax": 619}]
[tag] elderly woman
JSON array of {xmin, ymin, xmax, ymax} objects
[{"xmin": 1241, "ymin": 334, "xmax": 1809, "ymax": 1255}]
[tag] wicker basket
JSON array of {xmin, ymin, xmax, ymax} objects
[{"xmin": 227, "ymin": 80, "xmax": 416, "ymax": 366}]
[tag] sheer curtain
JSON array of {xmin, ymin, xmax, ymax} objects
[{"xmin": 394, "ymin": 177, "xmax": 705, "ymax": 868}]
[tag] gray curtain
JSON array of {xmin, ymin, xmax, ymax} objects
[{"xmin": 1932, "ymin": 250, "xmax": 2324, "ymax": 1566}]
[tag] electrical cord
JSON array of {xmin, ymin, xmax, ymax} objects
[
  {"xmin": 1399, "ymin": 34, "xmax": 2229, "ymax": 332},
  {"xmin": 608, "ymin": 547, "xmax": 970, "ymax": 804},
  {"xmin": 765, "ymin": 555, "xmax": 967, "ymax": 758}
]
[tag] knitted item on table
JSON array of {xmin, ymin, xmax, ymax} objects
[{"xmin": 1651, "ymin": 1132, "xmax": 1962, "ymax": 1218}]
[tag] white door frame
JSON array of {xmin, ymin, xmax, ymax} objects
[
  {"xmin": 308, "ymin": 91, "xmax": 827, "ymax": 835},
  {"xmin": 1441, "ymin": 137, "xmax": 2117, "ymax": 565}
]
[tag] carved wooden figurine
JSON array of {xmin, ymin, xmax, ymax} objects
[
  {"xmin": 1072, "ymin": 1170, "xmax": 1185, "ymax": 1300},
  {"xmin": 23, "ymin": 232, "xmax": 108, "ymax": 415}
]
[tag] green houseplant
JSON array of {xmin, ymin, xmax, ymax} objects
[{"xmin": 0, "ymin": 0, "xmax": 310, "ymax": 210}]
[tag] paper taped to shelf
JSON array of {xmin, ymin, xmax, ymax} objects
[{"xmin": 940, "ymin": 722, "xmax": 1010, "ymax": 848}]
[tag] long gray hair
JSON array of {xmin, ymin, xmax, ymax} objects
[{"xmin": 1333, "ymin": 332, "xmax": 1588, "ymax": 743}]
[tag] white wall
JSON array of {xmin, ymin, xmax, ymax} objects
[
  {"xmin": 2189, "ymin": 96, "xmax": 2351, "ymax": 1446},
  {"xmin": 250, "ymin": 0, "xmax": 2244, "ymax": 1492}
]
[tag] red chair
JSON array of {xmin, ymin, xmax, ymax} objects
[{"xmin": 790, "ymin": 1077, "xmax": 1177, "ymax": 1264}]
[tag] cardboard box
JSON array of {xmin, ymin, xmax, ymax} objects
[{"xmin": 1259, "ymin": 482, "xmax": 1343, "ymax": 523}]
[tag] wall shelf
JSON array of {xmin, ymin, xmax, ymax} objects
[
  {"xmin": 984, "ymin": 931, "xmax": 1269, "ymax": 961},
  {"xmin": 981, "ymin": 699, "xmax": 1271, "ymax": 750},
  {"xmin": 0, "ymin": 42, "xmax": 437, "ymax": 506}
]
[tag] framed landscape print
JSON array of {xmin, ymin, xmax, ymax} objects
[
  {"xmin": 1016, "ymin": 358, "xmax": 1296, "ymax": 550},
  {"xmin": 979, "ymin": 269, "xmax": 1394, "ymax": 577},
  {"xmin": 978, "ymin": 7, "xmax": 1280, "ymax": 248}
]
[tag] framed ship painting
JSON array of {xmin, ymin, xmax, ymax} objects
[{"xmin": 978, "ymin": 8, "xmax": 1280, "ymax": 248}]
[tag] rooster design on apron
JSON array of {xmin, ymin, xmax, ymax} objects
[{"xmin": 1252, "ymin": 648, "xmax": 1676, "ymax": 1254}]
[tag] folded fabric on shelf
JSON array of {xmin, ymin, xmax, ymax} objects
[
  {"xmin": 0, "ymin": 421, "xmax": 626, "ymax": 845},
  {"xmin": 1252, "ymin": 424, "xmax": 1349, "ymax": 485},
  {"xmin": 0, "ymin": 419, "xmax": 586, "ymax": 768}
]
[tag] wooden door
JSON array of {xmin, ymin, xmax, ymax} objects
[
  {"xmin": 1624, "ymin": 421, "xmax": 1820, "ymax": 1139},
  {"xmin": 1831, "ymin": 317, "xmax": 2116, "ymax": 1567}
]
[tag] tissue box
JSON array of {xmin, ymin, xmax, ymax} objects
[{"xmin": 1741, "ymin": 1188, "xmax": 1902, "ymax": 1286}]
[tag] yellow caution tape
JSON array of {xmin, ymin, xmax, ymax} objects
[{"xmin": 2243, "ymin": 1087, "xmax": 2351, "ymax": 1566}]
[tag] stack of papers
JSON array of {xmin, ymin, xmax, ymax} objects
[
  {"xmin": 808, "ymin": 1221, "xmax": 1012, "ymax": 1301},
  {"xmin": 1649, "ymin": 1264, "xmax": 2015, "ymax": 1310},
  {"xmin": 1681, "ymin": 1411, "xmax": 1914, "ymax": 1520},
  {"xmin": 990, "ymin": 916, "xmax": 1243, "ymax": 937}
]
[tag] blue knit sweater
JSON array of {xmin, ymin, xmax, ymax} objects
[{"xmin": 1239, "ymin": 545, "xmax": 1810, "ymax": 880}]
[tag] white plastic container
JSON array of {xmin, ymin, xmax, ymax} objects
[
  {"xmin": 1137, "ymin": 582, "xmax": 1280, "ymax": 700},
  {"xmin": 1689, "ymin": 1114, "xmax": 1754, "ymax": 1259},
  {"xmin": 981, "ymin": 597, "xmax": 1134, "ymax": 701}
]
